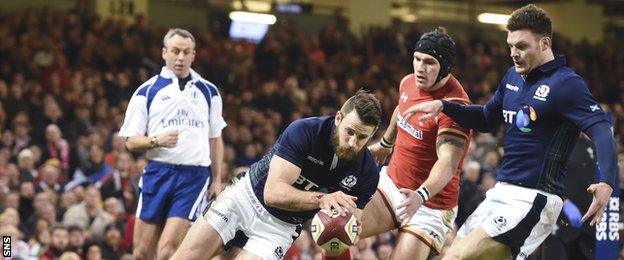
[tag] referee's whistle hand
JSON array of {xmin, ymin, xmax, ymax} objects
[
  {"xmin": 581, "ymin": 182, "xmax": 613, "ymax": 226},
  {"xmin": 157, "ymin": 130, "xmax": 179, "ymax": 147}
]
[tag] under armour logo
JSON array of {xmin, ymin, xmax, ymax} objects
[{"xmin": 400, "ymin": 92, "xmax": 408, "ymax": 103}]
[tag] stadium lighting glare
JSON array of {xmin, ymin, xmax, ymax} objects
[
  {"xmin": 477, "ymin": 13, "xmax": 510, "ymax": 25},
  {"xmin": 402, "ymin": 14, "xmax": 417, "ymax": 23},
  {"xmin": 231, "ymin": 0, "xmax": 272, "ymax": 13},
  {"xmin": 229, "ymin": 11, "xmax": 277, "ymax": 25}
]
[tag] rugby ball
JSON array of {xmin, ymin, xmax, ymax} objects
[{"xmin": 310, "ymin": 209, "xmax": 359, "ymax": 256}]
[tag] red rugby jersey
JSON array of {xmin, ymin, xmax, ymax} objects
[{"xmin": 387, "ymin": 74, "xmax": 472, "ymax": 210}]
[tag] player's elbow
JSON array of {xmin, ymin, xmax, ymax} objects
[{"xmin": 263, "ymin": 183, "xmax": 279, "ymax": 206}]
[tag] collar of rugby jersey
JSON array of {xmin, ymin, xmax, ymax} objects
[
  {"xmin": 525, "ymin": 55, "xmax": 566, "ymax": 83},
  {"xmin": 158, "ymin": 66, "xmax": 202, "ymax": 88}
]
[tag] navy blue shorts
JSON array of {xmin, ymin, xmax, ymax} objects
[{"xmin": 137, "ymin": 161, "xmax": 211, "ymax": 223}]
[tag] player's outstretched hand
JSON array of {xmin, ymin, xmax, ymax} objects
[
  {"xmin": 402, "ymin": 100, "xmax": 443, "ymax": 122},
  {"xmin": 157, "ymin": 130, "xmax": 179, "ymax": 148},
  {"xmin": 319, "ymin": 191, "xmax": 357, "ymax": 217},
  {"xmin": 368, "ymin": 142, "xmax": 392, "ymax": 165},
  {"xmin": 396, "ymin": 188, "xmax": 424, "ymax": 226},
  {"xmin": 582, "ymin": 182, "xmax": 613, "ymax": 226}
]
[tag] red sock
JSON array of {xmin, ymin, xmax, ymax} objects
[{"xmin": 322, "ymin": 250, "xmax": 351, "ymax": 260}]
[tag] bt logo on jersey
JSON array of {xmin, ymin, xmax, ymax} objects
[
  {"xmin": 502, "ymin": 110, "xmax": 516, "ymax": 124},
  {"xmin": 294, "ymin": 175, "xmax": 319, "ymax": 191},
  {"xmin": 516, "ymin": 106, "xmax": 537, "ymax": 132},
  {"xmin": 503, "ymin": 106, "xmax": 537, "ymax": 132}
]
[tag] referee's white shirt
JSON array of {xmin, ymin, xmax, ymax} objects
[{"xmin": 119, "ymin": 66, "xmax": 227, "ymax": 166}]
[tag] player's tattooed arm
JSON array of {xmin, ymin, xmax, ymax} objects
[
  {"xmin": 423, "ymin": 134, "xmax": 467, "ymax": 198},
  {"xmin": 435, "ymin": 136, "xmax": 466, "ymax": 151}
]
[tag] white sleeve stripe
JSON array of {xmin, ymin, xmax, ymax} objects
[
  {"xmin": 206, "ymin": 81, "xmax": 220, "ymax": 96},
  {"xmin": 195, "ymin": 81, "xmax": 216, "ymax": 110},
  {"xmin": 133, "ymin": 76, "xmax": 159, "ymax": 97}
]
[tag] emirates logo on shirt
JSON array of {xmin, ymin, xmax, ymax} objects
[{"xmin": 397, "ymin": 114, "xmax": 423, "ymax": 140}]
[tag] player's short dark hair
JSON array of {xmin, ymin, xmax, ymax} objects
[
  {"xmin": 506, "ymin": 4, "xmax": 552, "ymax": 38},
  {"xmin": 340, "ymin": 90, "xmax": 382, "ymax": 128}
]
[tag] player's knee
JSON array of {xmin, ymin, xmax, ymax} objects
[
  {"xmin": 452, "ymin": 245, "xmax": 482, "ymax": 260},
  {"xmin": 442, "ymin": 243, "xmax": 475, "ymax": 260}
]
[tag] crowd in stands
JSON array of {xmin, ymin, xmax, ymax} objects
[{"xmin": 0, "ymin": 3, "xmax": 622, "ymax": 260}]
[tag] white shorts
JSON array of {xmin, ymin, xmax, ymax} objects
[
  {"xmin": 457, "ymin": 182, "xmax": 563, "ymax": 260},
  {"xmin": 203, "ymin": 174, "xmax": 301, "ymax": 260},
  {"xmin": 377, "ymin": 167, "xmax": 457, "ymax": 254}
]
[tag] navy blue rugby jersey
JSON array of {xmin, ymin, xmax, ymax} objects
[
  {"xmin": 483, "ymin": 55, "xmax": 608, "ymax": 196},
  {"xmin": 248, "ymin": 116, "xmax": 380, "ymax": 224}
]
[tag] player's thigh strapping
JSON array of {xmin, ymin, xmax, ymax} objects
[
  {"xmin": 203, "ymin": 173, "xmax": 301, "ymax": 260},
  {"xmin": 377, "ymin": 167, "xmax": 456, "ymax": 254},
  {"xmin": 457, "ymin": 182, "xmax": 563, "ymax": 260},
  {"xmin": 137, "ymin": 161, "xmax": 211, "ymax": 222}
]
